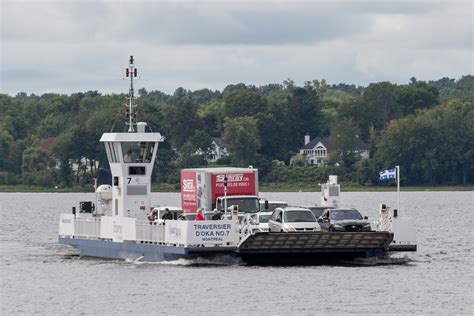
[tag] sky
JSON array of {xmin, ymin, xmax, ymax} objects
[{"xmin": 1, "ymin": 0, "xmax": 472, "ymax": 96}]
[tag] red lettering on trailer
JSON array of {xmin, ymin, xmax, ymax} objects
[
  {"xmin": 181, "ymin": 171, "xmax": 198, "ymax": 212},
  {"xmin": 211, "ymin": 172, "xmax": 256, "ymax": 203}
]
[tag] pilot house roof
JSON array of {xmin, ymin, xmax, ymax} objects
[{"xmin": 100, "ymin": 132, "xmax": 163, "ymax": 142}]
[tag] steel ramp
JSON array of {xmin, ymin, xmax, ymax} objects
[{"xmin": 237, "ymin": 231, "xmax": 393, "ymax": 264}]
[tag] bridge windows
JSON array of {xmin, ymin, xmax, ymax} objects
[
  {"xmin": 105, "ymin": 142, "xmax": 119, "ymax": 163},
  {"xmin": 121, "ymin": 142, "xmax": 155, "ymax": 163},
  {"xmin": 129, "ymin": 166, "xmax": 146, "ymax": 175}
]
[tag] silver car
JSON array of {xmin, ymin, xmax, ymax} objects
[
  {"xmin": 268, "ymin": 207, "xmax": 321, "ymax": 232},
  {"xmin": 318, "ymin": 208, "xmax": 371, "ymax": 232}
]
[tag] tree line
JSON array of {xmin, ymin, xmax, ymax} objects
[{"xmin": 0, "ymin": 75, "xmax": 472, "ymax": 188}]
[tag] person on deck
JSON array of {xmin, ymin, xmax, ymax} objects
[
  {"xmin": 195, "ymin": 209, "xmax": 205, "ymax": 221},
  {"xmin": 147, "ymin": 210, "xmax": 157, "ymax": 223},
  {"xmin": 162, "ymin": 208, "xmax": 173, "ymax": 220},
  {"xmin": 211, "ymin": 208, "xmax": 221, "ymax": 220}
]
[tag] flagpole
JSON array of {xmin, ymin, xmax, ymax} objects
[{"xmin": 396, "ymin": 165, "xmax": 400, "ymax": 213}]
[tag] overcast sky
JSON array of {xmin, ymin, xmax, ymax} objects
[{"xmin": 1, "ymin": 0, "xmax": 472, "ymax": 95}]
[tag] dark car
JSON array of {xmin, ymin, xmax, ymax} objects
[{"xmin": 318, "ymin": 208, "xmax": 371, "ymax": 232}]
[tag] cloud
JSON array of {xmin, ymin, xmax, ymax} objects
[
  {"xmin": 0, "ymin": 0, "xmax": 472, "ymax": 95},
  {"xmin": 116, "ymin": 1, "xmax": 372, "ymax": 45},
  {"xmin": 2, "ymin": 1, "xmax": 372, "ymax": 45}
]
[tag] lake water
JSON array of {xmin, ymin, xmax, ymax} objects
[{"xmin": 1, "ymin": 191, "xmax": 473, "ymax": 314}]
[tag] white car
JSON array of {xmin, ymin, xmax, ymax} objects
[
  {"xmin": 240, "ymin": 211, "xmax": 273, "ymax": 236},
  {"xmin": 268, "ymin": 207, "xmax": 321, "ymax": 232},
  {"xmin": 255, "ymin": 211, "xmax": 273, "ymax": 232}
]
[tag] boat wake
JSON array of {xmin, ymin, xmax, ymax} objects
[
  {"xmin": 128, "ymin": 255, "xmax": 237, "ymax": 266},
  {"xmin": 341, "ymin": 255, "xmax": 412, "ymax": 266}
]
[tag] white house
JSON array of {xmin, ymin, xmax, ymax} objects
[
  {"xmin": 299, "ymin": 134, "xmax": 370, "ymax": 165},
  {"xmin": 207, "ymin": 137, "xmax": 228, "ymax": 163},
  {"xmin": 190, "ymin": 137, "xmax": 229, "ymax": 163}
]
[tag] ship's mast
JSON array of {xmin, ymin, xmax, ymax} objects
[{"xmin": 125, "ymin": 55, "xmax": 138, "ymax": 132}]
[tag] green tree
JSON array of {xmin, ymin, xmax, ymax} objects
[
  {"xmin": 176, "ymin": 141, "xmax": 204, "ymax": 168},
  {"xmin": 285, "ymin": 87, "xmax": 323, "ymax": 150},
  {"xmin": 398, "ymin": 81, "xmax": 439, "ymax": 115},
  {"xmin": 0, "ymin": 130, "xmax": 16, "ymax": 171},
  {"xmin": 161, "ymin": 97, "xmax": 202, "ymax": 149},
  {"xmin": 339, "ymin": 82, "xmax": 401, "ymax": 140},
  {"xmin": 223, "ymin": 116, "xmax": 261, "ymax": 166},
  {"xmin": 198, "ymin": 100, "xmax": 225, "ymax": 137},
  {"xmin": 188, "ymin": 130, "xmax": 212, "ymax": 159},
  {"xmin": 376, "ymin": 99, "xmax": 473, "ymax": 185},
  {"xmin": 329, "ymin": 118, "xmax": 362, "ymax": 168},
  {"xmin": 224, "ymin": 90, "xmax": 266, "ymax": 118},
  {"xmin": 21, "ymin": 147, "xmax": 54, "ymax": 185}
]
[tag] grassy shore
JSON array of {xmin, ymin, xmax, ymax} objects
[
  {"xmin": 259, "ymin": 183, "xmax": 474, "ymax": 192},
  {"xmin": 0, "ymin": 185, "xmax": 96, "ymax": 193},
  {"xmin": 1, "ymin": 183, "xmax": 472, "ymax": 193}
]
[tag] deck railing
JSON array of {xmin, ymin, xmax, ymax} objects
[
  {"xmin": 69, "ymin": 217, "xmax": 238, "ymax": 245},
  {"xmin": 136, "ymin": 220, "xmax": 165, "ymax": 243},
  {"xmin": 74, "ymin": 217, "xmax": 101, "ymax": 239}
]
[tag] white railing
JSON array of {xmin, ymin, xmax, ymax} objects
[
  {"xmin": 136, "ymin": 221, "xmax": 165, "ymax": 243},
  {"xmin": 63, "ymin": 216, "xmax": 239, "ymax": 246},
  {"xmin": 74, "ymin": 217, "xmax": 101, "ymax": 239}
]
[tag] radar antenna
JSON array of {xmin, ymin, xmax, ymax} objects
[{"xmin": 125, "ymin": 55, "xmax": 138, "ymax": 132}]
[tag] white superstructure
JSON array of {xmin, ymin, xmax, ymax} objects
[
  {"xmin": 321, "ymin": 175, "xmax": 340, "ymax": 207},
  {"xmin": 59, "ymin": 56, "xmax": 240, "ymax": 255},
  {"xmin": 100, "ymin": 131, "xmax": 162, "ymax": 220}
]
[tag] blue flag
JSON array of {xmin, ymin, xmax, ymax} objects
[{"xmin": 379, "ymin": 168, "xmax": 397, "ymax": 181}]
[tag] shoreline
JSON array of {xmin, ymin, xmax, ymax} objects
[{"xmin": 1, "ymin": 184, "xmax": 472, "ymax": 193}]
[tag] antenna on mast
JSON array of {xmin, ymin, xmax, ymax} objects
[{"xmin": 125, "ymin": 55, "xmax": 138, "ymax": 132}]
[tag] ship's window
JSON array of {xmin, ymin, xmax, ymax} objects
[
  {"xmin": 127, "ymin": 185, "xmax": 147, "ymax": 195},
  {"xmin": 105, "ymin": 142, "xmax": 113, "ymax": 162},
  {"xmin": 121, "ymin": 142, "xmax": 155, "ymax": 163},
  {"xmin": 129, "ymin": 166, "xmax": 145, "ymax": 175},
  {"xmin": 108, "ymin": 143, "xmax": 118, "ymax": 163},
  {"xmin": 106, "ymin": 142, "xmax": 115, "ymax": 163},
  {"xmin": 108, "ymin": 143, "xmax": 113, "ymax": 162}
]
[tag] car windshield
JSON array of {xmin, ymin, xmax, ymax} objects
[
  {"xmin": 226, "ymin": 198, "xmax": 260, "ymax": 213},
  {"xmin": 258, "ymin": 214, "xmax": 271, "ymax": 223},
  {"xmin": 267, "ymin": 203, "xmax": 288, "ymax": 212},
  {"xmin": 330, "ymin": 209, "xmax": 363, "ymax": 220},
  {"xmin": 308, "ymin": 207, "xmax": 326, "ymax": 219},
  {"xmin": 284, "ymin": 210, "xmax": 316, "ymax": 223}
]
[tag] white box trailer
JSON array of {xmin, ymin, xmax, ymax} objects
[{"xmin": 180, "ymin": 167, "xmax": 259, "ymax": 213}]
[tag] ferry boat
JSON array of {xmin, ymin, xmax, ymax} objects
[{"xmin": 58, "ymin": 57, "xmax": 416, "ymax": 264}]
